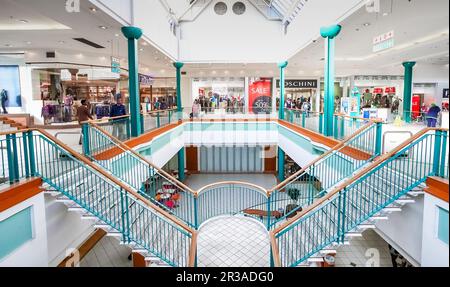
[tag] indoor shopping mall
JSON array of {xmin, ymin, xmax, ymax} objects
[{"xmin": 0, "ymin": 0, "xmax": 448, "ymax": 272}]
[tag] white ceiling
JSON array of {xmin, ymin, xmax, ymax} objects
[{"xmin": 0, "ymin": 0, "xmax": 448, "ymax": 80}]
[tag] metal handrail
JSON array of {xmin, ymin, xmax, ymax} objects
[
  {"xmin": 197, "ymin": 181, "xmax": 269, "ymax": 197},
  {"xmin": 273, "ymin": 127, "xmax": 449, "ymax": 235}
]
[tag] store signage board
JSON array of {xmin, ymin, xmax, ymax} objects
[
  {"xmin": 373, "ymin": 31, "xmax": 395, "ymax": 52},
  {"xmin": 276, "ymin": 79, "xmax": 318, "ymax": 89},
  {"xmin": 111, "ymin": 57, "xmax": 121, "ymax": 74},
  {"xmin": 139, "ymin": 74, "xmax": 154, "ymax": 86}
]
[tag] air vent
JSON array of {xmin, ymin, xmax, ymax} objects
[
  {"xmin": 73, "ymin": 38, "xmax": 105, "ymax": 49},
  {"xmin": 214, "ymin": 2, "xmax": 228, "ymax": 15},
  {"xmin": 232, "ymin": 2, "xmax": 246, "ymax": 15},
  {"xmin": 46, "ymin": 51, "xmax": 56, "ymax": 58}
]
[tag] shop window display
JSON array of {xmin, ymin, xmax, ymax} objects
[{"xmin": 0, "ymin": 66, "xmax": 22, "ymax": 114}]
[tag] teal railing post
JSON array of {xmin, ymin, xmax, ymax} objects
[
  {"xmin": 278, "ymin": 61, "xmax": 288, "ymax": 120},
  {"xmin": 333, "ymin": 115, "xmax": 339, "ymax": 139},
  {"xmin": 336, "ymin": 190, "xmax": 342, "ymax": 243},
  {"xmin": 375, "ymin": 121, "xmax": 383, "ymax": 156},
  {"xmin": 402, "ymin": 62, "xmax": 416, "ymax": 123},
  {"xmin": 440, "ymin": 131, "xmax": 448, "ymax": 177},
  {"xmin": 321, "ymin": 25, "xmax": 341, "ymax": 137},
  {"xmin": 5, "ymin": 134, "xmax": 15, "ymax": 184},
  {"xmin": 168, "ymin": 110, "xmax": 172, "ymax": 124},
  {"xmin": 120, "ymin": 190, "xmax": 127, "ymax": 243},
  {"xmin": 319, "ymin": 113, "xmax": 324, "ymax": 134},
  {"xmin": 340, "ymin": 189, "xmax": 347, "ymax": 243},
  {"xmin": 125, "ymin": 193, "xmax": 130, "ymax": 243},
  {"xmin": 270, "ymin": 247, "xmax": 274, "ymax": 267},
  {"xmin": 126, "ymin": 118, "xmax": 131, "ymax": 139},
  {"xmin": 339, "ymin": 116, "xmax": 345, "ymax": 139},
  {"xmin": 140, "ymin": 114, "xmax": 144, "ymax": 134},
  {"xmin": 22, "ymin": 132, "xmax": 30, "ymax": 178},
  {"xmin": 27, "ymin": 131, "xmax": 36, "ymax": 177},
  {"xmin": 433, "ymin": 130, "xmax": 442, "ymax": 176},
  {"xmin": 267, "ymin": 195, "xmax": 271, "ymax": 230},
  {"xmin": 278, "ymin": 147, "xmax": 285, "ymax": 182},
  {"xmin": 11, "ymin": 134, "xmax": 19, "ymax": 182},
  {"xmin": 122, "ymin": 26, "xmax": 143, "ymax": 137},
  {"xmin": 156, "ymin": 112, "xmax": 161, "ymax": 128},
  {"xmin": 82, "ymin": 123, "xmax": 90, "ymax": 157},
  {"xmin": 194, "ymin": 196, "xmax": 199, "ymax": 230},
  {"xmin": 302, "ymin": 112, "xmax": 306, "ymax": 128}
]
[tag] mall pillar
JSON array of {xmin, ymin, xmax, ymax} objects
[
  {"xmin": 278, "ymin": 62, "xmax": 288, "ymax": 182},
  {"xmin": 174, "ymin": 62, "xmax": 186, "ymax": 181},
  {"xmin": 122, "ymin": 26, "xmax": 143, "ymax": 137},
  {"xmin": 278, "ymin": 61, "xmax": 288, "ymax": 120},
  {"xmin": 402, "ymin": 62, "xmax": 416, "ymax": 123},
  {"xmin": 320, "ymin": 25, "xmax": 342, "ymax": 137}
]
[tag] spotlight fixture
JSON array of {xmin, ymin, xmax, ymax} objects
[
  {"xmin": 363, "ymin": 22, "xmax": 371, "ymax": 27},
  {"xmin": 89, "ymin": 7, "xmax": 97, "ymax": 12},
  {"xmin": 18, "ymin": 19, "xmax": 29, "ymax": 23},
  {"xmin": 99, "ymin": 25, "xmax": 108, "ymax": 30}
]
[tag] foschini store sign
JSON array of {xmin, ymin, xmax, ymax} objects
[{"xmin": 276, "ymin": 79, "xmax": 318, "ymax": 89}]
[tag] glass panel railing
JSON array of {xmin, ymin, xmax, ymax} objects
[{"xmin": 284, "ymin": 109, "xmax": 323, "ymax": 134}]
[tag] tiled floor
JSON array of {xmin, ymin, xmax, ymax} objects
[
  {"xmin": 185, "ymin": 173, "xmax": 278, "ymax": 190},
  {"xmin": 197, "ymin": 216, "xmax": 270, "ymax": 267},
  {"xmin": 334, "ymin": 229, "xmax": 393, "ymax": 267},
  {"xmin": 80, "ymin": 236, "xmax": 132, "ymax": 267}
]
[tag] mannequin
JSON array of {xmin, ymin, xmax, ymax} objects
[{"xmin": 1, "ymin": 89, "xmax": 8, "ymax": 114}]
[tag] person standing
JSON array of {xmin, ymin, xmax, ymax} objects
[
  {"xmin": 1, "ymin": 89, "xmax": 8, "ymax": 114},
  {"xmin": 63, "ymin": 89, "xmax": 74, "ymax": 122},
  {"xmin": 192, "ymin": 99, "xmax": 201, "ymax": 118},
  {"xmin": 77, "ymin": 100, "xmax": 93, "ymax": 145},
  {"xmin": 110, "ymin": 97, "xmax": 127, "ymax": 140}
]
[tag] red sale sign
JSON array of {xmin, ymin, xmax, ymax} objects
[
  {"xmin": 412, "ymin": 94, "xmax": 421, "ymax": 119},
  {"xmin": 248, "ymin": 79, "xmax": 272, "ymax": 114}
]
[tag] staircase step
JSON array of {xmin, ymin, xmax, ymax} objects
[
  {"xmin": 307, "ymin": 257, "xmax": 324, "ymax": 263},
  {"xmin": 345, "ymin": 232, "xmax": 363, "ymax": 238},
  {"xmin": 371, "ymin": 215, "xmax": 389, "ymax": 220}
]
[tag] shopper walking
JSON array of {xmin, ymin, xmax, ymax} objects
[
  {"xmin": 192, "ymin": 99, "xmax": 201, "ymax": 118},
  {"xmin": 1, "ymin": 89, "xmax": 8, "ymax": 114},
  {"xmin": 110, "ymin": 97, "xmax": 127, "ymax": 140},
  {"xmin": 63, "ymin": 90, "xmax": 74, "ymax": 122},
  {"xmin": 426, "ymin": 103, "xmax": 441, "ymax": 127},
  {"xmin": 77, "ymin": 100, "xmax": 93, "ymax": 145}
]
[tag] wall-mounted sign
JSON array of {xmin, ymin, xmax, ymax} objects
[
  {"xmin": 248, "ymin": 78, "xmax": 272, "ymax": 114},
  {"xmin": 111, "ymin": 57, "xmax": 121, "ymax": 74},
  {"xmin": 276, "ymin": 79, "xmax": 318, "ymax": 89},
  {"xmin": 443, "ymin": 88, "xmax": 449, "ymax": 99},
  {"xmin": 139, "ymin": 74, "xmax": 154, "ymax": 86},
  {"xmin": 373, "ymin": 30, "xmax": 395, "ymax": 52}
]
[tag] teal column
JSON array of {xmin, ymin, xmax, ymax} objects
[
  {"xmin": 321, "ymin": 25, "xmax": 342, "ymax": 137},
  {"xmin": 278, "ymin": 61, "xmax": 288, "ymax": 120},
  {"xmin": 174, "ymin": 62, "xmax": 184, "ymax": 113},
  {"xmin": 402, "ymin": 62, "xmax": 416, "ymax": 123},
  {"xmin": 122, "ymin": 26, "xmax": 143, "ymax": 137},
  {"xmin": 278, "ymin": 147, "xmax": 285, "ymax": 182},
  {"xmin": 174, "ymin": 62, "xmax": 185, "ymax": 181}
]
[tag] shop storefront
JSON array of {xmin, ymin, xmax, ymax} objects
[
  {"xmin": 276, "ymin": 79, "xmax": 319, "ymax": 112},
  {"xmin": 142, "ymin": 77, "xmax": 177, "ymax": 112},
  {"xmin": 191, "ymin": 77, "xmax": 245, "ymax": 113}
]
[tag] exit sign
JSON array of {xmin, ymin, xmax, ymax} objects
[{"xmin": 373, "ymin": 31, "xmax": 395, "ymax": 52}]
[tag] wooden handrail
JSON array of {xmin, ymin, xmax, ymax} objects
[
  {"xmin": 197, "ymin": 181, "xmax": 269, "ymax": 197},
  {"xmin": 273, "ymin": 127, "xmax": 449, "ymax": 235},
  {"xmin": 267, "ymin": 121, "xmax": 376, "ymax": 194},
  {"xmin": 269, "ymin": 231, "xmax": 281, "ymax": 267},
  {"xmin": 141, "ymin": 108, "xmax": 179, "ymax": 116},
  {"xmin": 188, "ymin": 231, "xmax": 198, "ymax": 267},
  {"xmin": 0, "ymin": 128, "xmax": 194, "ymax": 234},
  {"xmin": 88, "ymin": 121, "xmax": 198, "ymax": 196},
  {"xmin": 82, "ymin": 115, "xmax": 130, "ymax": 125}
]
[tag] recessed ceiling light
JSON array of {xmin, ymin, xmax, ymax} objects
[
  {"xmin": 58, "ymin": 40, "xmax": 65, "ymax": 44},
  {"xmin": 26, "ymin": 41, "xmax": 32, "ymax": 45},
  {"xmin": 382, "ymin": 12, "xmax": 389, "ymax": 16},
  {"xmin": 363, "ymin": 22, "xmax": 371, "ymax": 27},
  {"xmin": 4, "ymin": 44, "xmax": 12, "ymax": 47},
  {"xmin": 18, "ymin": 19, "xmax": 29, "ymax": 23},
  {"xmin": 141, "ymin": 41, "xmax": 148, "ymax": 46},
  {"xmin": 114, "ymin": 33, "xmax": 120, "ymax": 37},
  {"xmin": 139, "ymin": 48, "xmax": 144, "ymax": 51},
  {"xmin": 90, "ymin": 7, "xmax": 97, "ymax": 12},
  {"xmin": 355, "ymin": 28, "xmax": 360, "ymax": 32},
  {"xmin": 99, "ymin": 26, "xmax": 108, "ymax": 30}
]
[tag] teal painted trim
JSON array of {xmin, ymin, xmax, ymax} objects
[
  {"xmin": 5, "ymin": 134, "xmax": 15, "ymax": 184},
  {"xmin": 174, "ymin": 62, "xmax": 184, "ymax": 112},
  {"xmin": 157, "ymin": 112, "xmax": 161, "ymax": 128},
  {"xmin": 0, "ymin": 206, "xmax": 33, "ymax": 260},
  {"xmin": 319, "ymin": 114, "xmax": 323, "ymax": 134},
  {"xmin": 278, "ymin": 61, "xmax": 288, "ymax": 119},
  {"xmin": 278, "ymin": 147, "xmax": 285, "ymax": 181},
  {"xmin": 433, "ymin": 130, "xmax": 442, "ymax": 176},
  {"xmin": 27, "ymin": 131, "xmax": 36, "ymax": 176},
  {"xmin": 178, "ymin": 148, "xmax": 185, "ymax": 181},
  {"xmin": 440, "ymin": 131, "xmax": 447, "ymax": 177},
  {"xmin": 11, "ymin": 134, "xmax": 19, "ymax": 182},
  {"xmin": 402, "ymin": 62, "xmax": 416, "ymax": 123},
  {"xmin": 302, "ymin": 112, "xmax": 306, "ymax": 127},
  {"xmin": 82, "ymin": 123, "xmax": 90, "ymax": 157},
  {"xmin": 375, "ymin": 122, "xmax": 383, "ymax": 156},
  {"xmin": 22, "ymin": 133, "xmax": 30, "ymax": 178},
  {"xmin": 194, "ymin": 197, "xmax": 199, "ymax": 229},
  {"xmin": 121, "ymin": 26, "xmax": 143, "ymax": 39}
]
